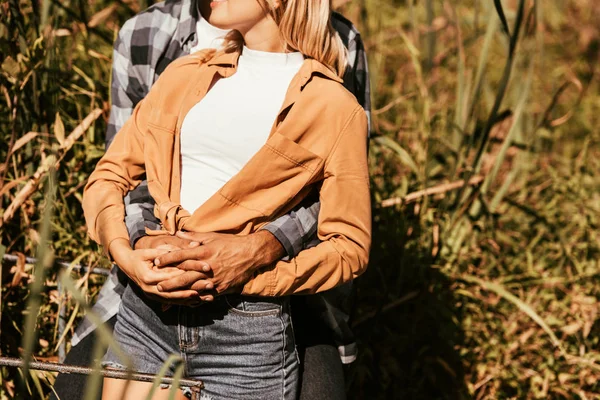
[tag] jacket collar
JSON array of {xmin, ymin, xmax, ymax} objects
[{"xmin": 206, "ymin": 49, "xmax": 344, "ymax": 86}]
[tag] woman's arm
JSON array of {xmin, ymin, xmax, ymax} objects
[
  {"xmin": 84, "ymin": 76, "xmax": 200, "ymax": 301},
  {"xmin": 83, "ymin": 91, "xmax": 154, "ymax": 255},
  {"xmin": 242, "ymin": 105, "xmax": 371, "ymax": 296}
]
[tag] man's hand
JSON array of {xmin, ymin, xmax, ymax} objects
[
  {"xmin": 135, "ymin": 234, "xmax": 196, "ymax": 252},
  {"xmin": 110, "ymin": 238, "xmax": 201, "ymax": 306},
  {"xmin": 154, "ymin": 230, "xmax": 285, "ymax": 298}
]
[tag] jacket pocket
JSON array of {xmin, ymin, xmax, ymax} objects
[
  {"xmin": 147, "ymin": 106, "xmax": 178, "ymax": 135},
  {"xmin": 144, "ymin": 108, "xmax": 178, "ymax": 193},
  {"xmin": 219, "ymin": 132, "xmax": 323, "ymax": 217}
]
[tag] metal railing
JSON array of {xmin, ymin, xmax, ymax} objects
[
  {"xmin": 1, "ymin": 254, "xmax": 204, "ymax": 398},
  {"xmin": 0, "ymin": 357, "xmax": 204, "ymax": 399}
]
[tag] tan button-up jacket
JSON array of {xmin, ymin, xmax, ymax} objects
[{"xmin": 83, "ymin": 49, "xmax": 371, "ymax": 296}]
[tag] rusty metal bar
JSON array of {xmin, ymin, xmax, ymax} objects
[
  {"xmin": 2, "ymin": 254, "xmax": 111, "ymax": 276},
  {"xmin": 0, "ymin": 357, "xmax": 204, "ymax": 399}
]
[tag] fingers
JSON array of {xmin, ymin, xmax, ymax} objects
[
  {"xmin": 136, "ymin": 248, "xmax": 171, "ymax": 261},
  {"xmin": 190, "ymin": 280, "xmax": 214, "ymax": 292},
  {"xmin": 189, "ymin": 281, "xmax": 216, "ymax": 301},
  {"xmin": 152, "ymin": 260, "xmax": 211, "ymax": 274},
  {"xmin": 154, "ymin": 247, "xmax": 208, "ymax": 267},
  {"xmin": 176, "ymin": 231, "xmax": 218, "ymax": 244},
  {"xmin": 198, "ymin": 294, "xmax": 214, "ymax": 302},
  {"xmin": 139, "ymin": 266, "xmax": 185, "ymax": 285},
  {"xmin": 136, "ymin": 235, "xmax": 199, "ymax": 251},
  {"xmin": 153, "ymin": 289, "xmax": 199, "ymax": 300},
  {"xmin": 151, "ymin": 265, "xmax": 181, "ymax": 274},
  {"xmin": 157, "ymin": 271, "xmax": 210, "ymax": 292},
  {"xmin": 144, "ymin": 288, "xmax": 201, "ymax": 305},
  {"xmin": 143, "ymin": 284, "xmax": 215, "ymax": 305},
  {"xmin": 155, "ymin": 244, "xmax": 181, "ymax": 252},
  {"xmin": 178, "ymin": 260, "xmax": 211, "ymax": 272}
]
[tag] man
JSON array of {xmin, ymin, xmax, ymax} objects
[{"xmin": 52, "ymin": 0, "xmax": 370, "ymax": 398}]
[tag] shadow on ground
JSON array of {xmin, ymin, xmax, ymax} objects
[{"xmin": 347, "ymin": 204, "xmax": 470, "ymax": 400}]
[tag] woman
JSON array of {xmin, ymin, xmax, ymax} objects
[{"xmin": 82, "ymin": 0, "xmax": 371, "ymax": 399}]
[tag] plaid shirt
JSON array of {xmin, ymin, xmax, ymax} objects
[{"xmin": 74, "ymin": 0, "xmax": 370, "ymax": 364}]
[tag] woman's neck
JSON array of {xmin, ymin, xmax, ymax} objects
[
  {"xmin": 199, "ymin": 0, "xmax": 285, "ymax": 53},
  {"xmin": 241, "ymin": 15, "xmax": 285, "ymax": 53}
]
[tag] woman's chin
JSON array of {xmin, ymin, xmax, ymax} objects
[{"xmin": 207, "ymin": 4, "xmax": 232, "ymax": 29}]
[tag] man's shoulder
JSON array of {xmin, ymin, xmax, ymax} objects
[
  {"xmin": 119, "ymin": 0, "xmax": 183, "ymax": 37},
  {"xmin": 331, "ymin": 11, "xmax": 362, "ymax": 39}
]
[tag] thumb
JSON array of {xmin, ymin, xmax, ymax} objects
[{"xmin": 137, "ymin": 248, "xmax": 170, "ymax": 260}]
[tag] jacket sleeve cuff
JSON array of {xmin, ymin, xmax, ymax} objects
[{"xmin": 96, "ymin": 208, "xmax": 131, "ymax": 257}]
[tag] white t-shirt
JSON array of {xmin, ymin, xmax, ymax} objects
[{"xmin": 179, "ymin": 47, "xmax": 304, "ymax": 213}]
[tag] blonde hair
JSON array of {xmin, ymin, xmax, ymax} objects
[{"xmin": 223, "ymin": 0, "xmax": 347, "ymax": 77}]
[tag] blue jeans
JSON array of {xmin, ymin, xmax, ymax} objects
[{"xmin": 104, "ymin": 283, "xmax": 299, "ymax": 399}]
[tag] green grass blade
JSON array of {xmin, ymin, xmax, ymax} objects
[
  {"xmin": 58, "ymin": 272, "xmax": 131, "ymax": 369},
  {"xmin": 460, "ymin": 274, "xmax": 566, "ymax": 356},
  {"xmin": 145, "ymin": 354, "xmax": 184, "ymax": 400},
  {"xmin": 374, "ymin": 136, "xmax": 419, "ymax": 174},
  {"xmin": 20, "ymin": 168, "xmax": 56, "ymax": 395},
  {"xmin": 481, "ymin": 59, "xmax": 534, "ymax": 195},
  {"xmin": 83, "ymin": 338, "xmax": 108, "ymax": 400},
  {"xmin": 493, "ymin": 0, "xmax": 511, "ymax": 37},
  {"xmin": 471, "ymin": 0, "xmax": 527, "ymax": 175},
  {"xmin": 168, "ymin": 363, "xmax": 184, "ymax": 400}
]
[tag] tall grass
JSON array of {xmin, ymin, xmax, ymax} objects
[{"xmin": 1, "ymin": 0, "xmax": 599, "ymax": 398}]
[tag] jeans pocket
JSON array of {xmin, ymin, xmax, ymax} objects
[{"xmin": 225, "ymin": 295, "xmax": 282, "ymax": 317}]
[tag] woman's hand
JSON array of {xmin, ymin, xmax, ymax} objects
[
  {"xmin": 109, "ymin": 238, "xmax": 201, "ymax": 305},
  {"xmin": 153, "ymin": 230, "xmax": 285, "ymax": 299}
]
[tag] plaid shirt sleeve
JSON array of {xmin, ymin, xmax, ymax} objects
[
  {"xmin": 262, "ymin": 14, "xmax": 371, "ymax": 258},
  {"xmin": 106, "ymin": 19, "xmax": 161, "ymax": 247}
]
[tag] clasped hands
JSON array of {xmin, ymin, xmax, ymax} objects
[{"xmin": 108, "ymin": 230, "xmax": 283, "ymax": 306}]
